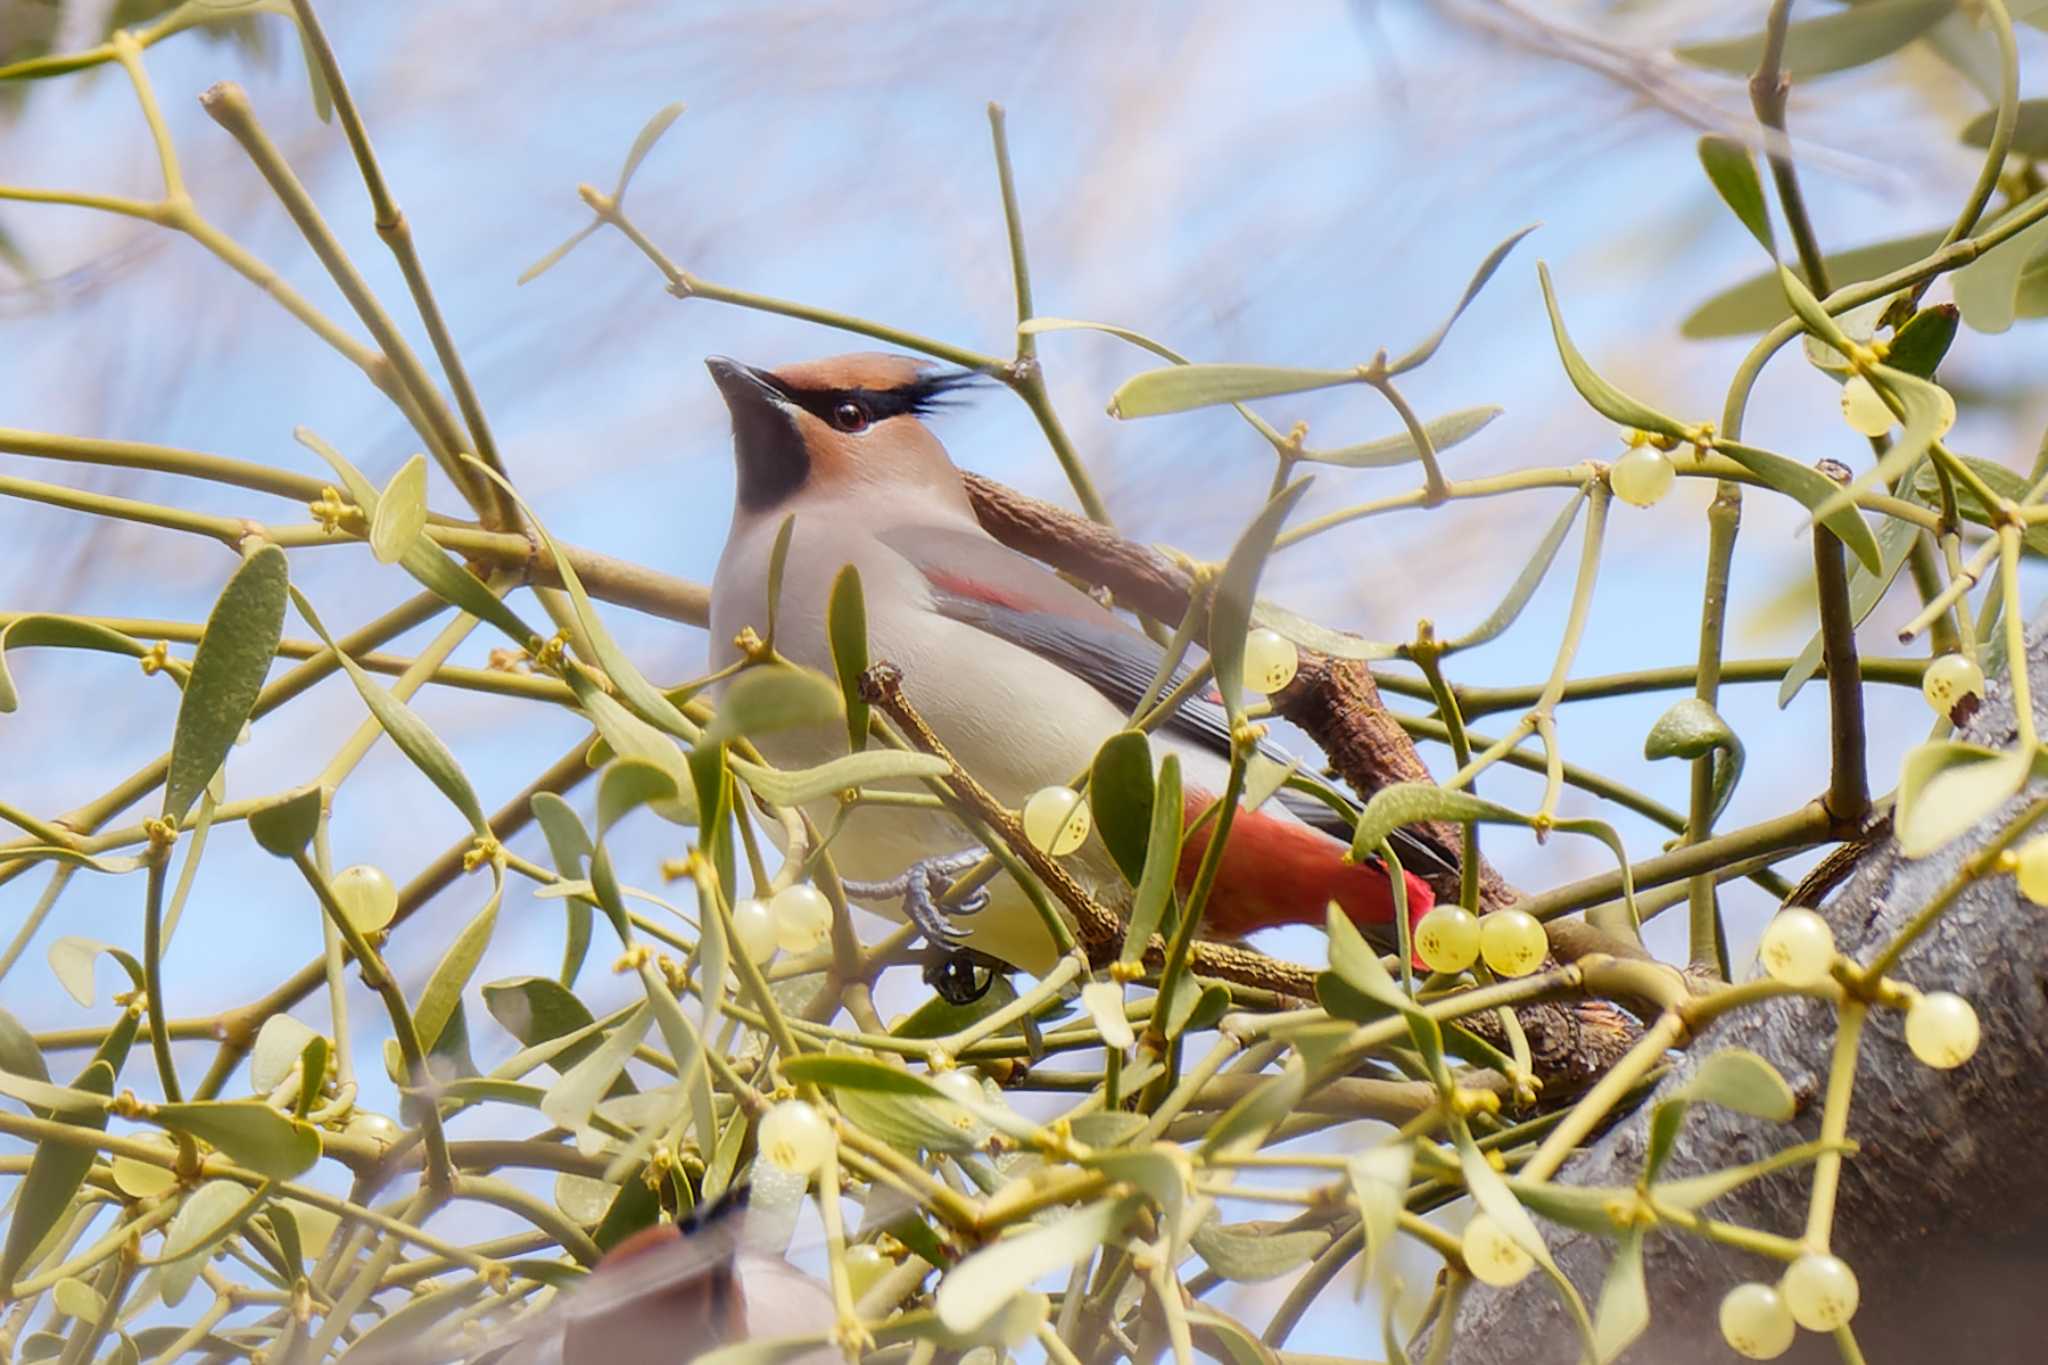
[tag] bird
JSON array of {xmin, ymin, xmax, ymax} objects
[{"xmin": 704, "ymin": 352, "xmax": 1441, "ymax": 978}]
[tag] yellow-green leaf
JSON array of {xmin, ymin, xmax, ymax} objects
[
  {"xmin": 1895, "ymin": 740, "xmax": 2030, "ymax": 857},
  {"xmin": 729, "ymin": 750, "xmax": 949, "ymax": 808},
  {"xmin": 155, "ymin": 1180, "xmax": 263, "ymax": 1308},
  {"xmin": 0, "ymin": 1059, "xmax": 113, "ymax": 1289},
  {"xmin": 935, "ymin": 1195, "xmax": 1136, "ymax": 1334},
  {"xmin": 245, "ymin": 783, "xmax": 324, "ymax": 858},
  {"xmin": 163, "ymin": 545, "xmax": 287, "ymax": 824},
  {"xmin": 368, "ymin": 453, "xmax": 428, "ymax": 564},
  {"xmin": 1109, "ymin": 364, "xmax": 1357, "ymax": 420},
  {"xmin": 1539, "ymin": 264, "xmax": 1690, "ymax": 441},
  {"xmin": 154, "ymin": 1100, "xmax": 321, "ymax": 1179},
  {"xmin": 1303, "ymin": 406, "xmax": 1502, "ymax": 469},
  {"xmin": 1675, "ymin": 0, "xmax": 1949, "ymax": 79},
  {"xmin": 412, "ymin": 870, "xmax": 503, "ymax": 1061},
  {"xmin": 1210, "ymin": 479, "xmax": 1312, "ymax": 720},
  {"xmin": 0, "ymin": 615, "xmax": 153, "ymax": 715},
  {"xmin": 1697, "ymin": 136, "xmax": 1774, "ymax": 255}
]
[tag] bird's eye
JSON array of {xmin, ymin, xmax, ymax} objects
[{"xmin": 831, "ymin": 400, "xmax": 870, "ymax": 432}]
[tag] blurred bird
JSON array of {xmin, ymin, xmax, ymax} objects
[
  {"xmin": 705, "ymin": 352, "xmax": 1442, "ymax": 978},
  {"xmin": 363, "ymin": 1187, "xmax": 839, "ymax": 1364}
]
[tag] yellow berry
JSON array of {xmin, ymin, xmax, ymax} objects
[
  {"xmin": 1460, "ymin": 1213, "xmax": 1534, "ymax": 1287},
  {"xmin": 1610, "ymin": 447, "xmax": 1675, "ymax": 507},
  {"xmin": 1840, "ymin": 374, "xmax": 1895, "ymax": 436},
  {"xmin": 1904, "ymin": 990, "xmax": 1979, "ymax": 1069},
  {"xmin": 1758, "ymin": 908, "xmax": 1834, "ymax": 987},
  {"xmin": 110, "ymin": 1133, "xmax": 179, "ymax": 1199},
  {"xmin": 1922, "ymin": 653, "xmax": 1985, "ymax": 717},
  {"xmin": 1781, "ymin": 1253, "xmax": 1859, "ymax": 1331},
  {"xmin": 843, "ymin": 1242, "xmax": 893, "ymax": 1301},
  {"xmin": 769, "ymin": 884, "xmax": 833, "ymax": 953},
  {"xmin": 1719, "ymin": 1282, "xmax": 1796, "ymax": 1359},
  {"xmin": 758, "ymin": 1098, "xmax": 833, "ymax": 1176},
  {"xmin": 1021, "ymin": 786, "xmax": 1090, "ymax": 856},
  {"xmin": 1415, "ymin": 905, "xmax": 1480, "ymax": 973},
  {"xmin": 2017, "ymin": 836, "xmax": 2048, "ymax": 906},
  {"xmin": 331, "ymin": 864, "xmax": 398, "ymax": 933},
  {"xmin": 1478, "ymin": 910, "xmax": 1546, "ymax": 977},
  {"xmin": 1243, "ymin": 628, "xmax": 1300, "ymax": 693},
  {"xmin": 344, "ymin": 1111, "xmax": 401, "ymax": 1147},
  {"xmin": 730, "ymin": 897, "xmax": 779, "ymax": 964}
]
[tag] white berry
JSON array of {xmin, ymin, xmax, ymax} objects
[
  {"xmin": 1758, "ymin": 908, "xmax": 1834, "ymax": 987},
  {"xmin": 1021, "ymin": 786, "xmax": 1090, "ymax": 856},
  {"xmin": 1719, "ymin": 1281, "xmax": 1796, "ymax": 1359},
  {"xmin": 730, "ymin": 897, "xmax": 779, "ymax": 964},
  {"xmin": 1905, "ymin": 991, "xmax": 1979, "ymax": 1069},
  {"xmin": 1922, "ymin": 653, "xmax": 1985, "ymax": 717},
  {"xmin": 331, "ymin": 864, "xmax": 397, "ymax": 933},
  {"xmin": 1243, "ymin": 628, "xmax": 1300, "ymax": 693},
  {"xmin": 1415, "ymin": 905, "xmax": 1480, "ymax": 974},
  {"xmin": 1478, "ymin": 910, "xmax": 1546, "ymax": 977},
  {"xmin": 1610, "ymin": 447, "xmax": 1676, "ymax": 507},
  {"xmin": 1461, "ymin": 1212, "xmax": 1533, "ymax": 1287},
  {"xmin": 843, "ymin": 1241, "xmax": 892, "ymax": 1301},
  {"xmin": 1840, "ymin": 374, "xmax": 1895, "ymax": 436},
  {"xmin": 769, "ymin": 884, "xmax": 833, "ymax": 953},
  {"xmin": 1781, "ymin": 1253, "xmax": 1859, "ymax": 1330},
  {"xmin": 757, "ymin": 1098, "xmax": 833, "ymax": 1176}
]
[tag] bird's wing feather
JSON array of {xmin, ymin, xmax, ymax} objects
[{"xmin": 880, "ymin": 525, "xmax": 1455, "ymax": 875}]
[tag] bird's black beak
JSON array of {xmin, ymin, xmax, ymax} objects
[{"xmin": 706, "ymin": 356, "xmax": 809, "ymax": 512}]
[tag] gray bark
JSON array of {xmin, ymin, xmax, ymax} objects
[{"xmin": 1428, "ymin": 621, "xmax": 2048, "ymax": 1364}]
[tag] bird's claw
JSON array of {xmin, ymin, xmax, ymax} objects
[{"xmin": 842, "ymin": 847, "xmax": 989, "ymax": 949}]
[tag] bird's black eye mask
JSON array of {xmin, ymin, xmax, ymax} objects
[{"xmin": 763, "ymin": 367, "xmax": 986, "ymax": 428}]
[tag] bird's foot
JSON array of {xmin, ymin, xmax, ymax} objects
[
  {"xmin": 840, "ymin": 847, "xmax": 990, "ymax": 949},
  {"xmin": 922, "ymin": 947, "xmax": 1006, "ymax": 1005}
]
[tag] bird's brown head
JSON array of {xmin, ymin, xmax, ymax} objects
[{"xmin": 706, "ymin": 353, "xmax": 981, "ymax": 516}]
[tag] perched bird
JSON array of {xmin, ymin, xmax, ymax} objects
[{"xmin": 705, "ymin": 352, "xmax": 1440, "ymax": 977}]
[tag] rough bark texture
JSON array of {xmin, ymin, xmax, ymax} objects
[{"xmin": 1429, "ymin": 619, "xmax": 2048, "ymax": 1364}]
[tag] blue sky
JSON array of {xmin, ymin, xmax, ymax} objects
[{"xmin": 4, "ymin": 0, "xmax": 2045, "ymax": 1352}]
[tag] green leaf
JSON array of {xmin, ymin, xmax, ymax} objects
[
  {"xmin": 1682, "ymin": 231, "xmax": 1945, "ymax": 338},
  {"xmin": 47, "ymin": 937, "xmax": 144, "ymax": 1008},
  {"xmin": 615, "ymin": 101, "xmax": 685, "ymax": 199},
  {"xmin": 0, "ymin": 1006, "xmax": 48, "ymax": 1099},
  {"xmin": 1538, "ymin": 263, "xmax": 1690, "ymax": 440},
  {"xmin": 1681, "ymin": 1048, "xmax": 1797, "ymax": 1120},
  {"xmin": 292, "ymin": 1036, "xmax": 327, "ymax": 1119},
  {"xmin": 1200, "ymin": 1061, "xmax": 1308, "ymax": 1158},
  {"xmin": 1952, "ymin": 190, "xmax": 2048, "ymax": 334},
  {"xmin": 704, "ymin": 665, "xmax": 842, "ymax": 745},
  {"xmin": 1714, "ymin": 440, "xmax": 1883, "ymax": 573},
  {"xmin": 596, "ymin": 758, "xmax": 681, "ymax": 837},
  {"xmin": 1163, "ymin": 977, "xmax": 1231, "ymax": 1040},
  {"xmin": 163, "ymin": 545, "xmax": 287, "ymax": 824},
  {"xmin": 1190, "ymin": 1219, "xmax": 1327, "ymax": 1282},
  {"xmin": 1324, "ymin": 902, "xmax": 1413, "ymax": 1016},
  {"xmin": 411, "ymin": 870, "xmax": 503, "ymax": 1062},
  {"xmin": 634, "ymin": 962, "xmax": 717, "ymax": 1153},
  {"xmin": 250, "ymin": 1014, "xmax": 320, "ymax": 1094},
  {"xmin": 1349, "ymin": 1143, "xmax": 1414, "ymax": 1288},
  {"xmin": 1246, "ymin": 598, "xmax": 1401, "ymax": 662},
  {"xmin": 340, "ymin": 1278, "xmax": 486, "ymax": 1363},
  {"xmin": 0, "ymin": 1059, "xmax": 113, "ymax": 1290},
  {"xmin": 1081, "ymin": 1144, "xmax": 1187, "ymax": 1236},
  {"xmin": 762, "ymin": 513, "xmax": 797, "ymax": 647},
  {"xmin": 833, "ymin": 1084, "xmax": 986, "ymax": 1156},
  {"xmin": 0, "ymin": 615, "xmax": 153, "ymax": 715},
  {"xmin": 891, "ymin": 973, "xmax": 1021, "ymax": 1039},
  {"xmin": 1962, "ymin": 99, "xmax": 2048, "ymax": 157},
  {"xmin": 245, "ymin": 783, "xmax": 324, "ymax": 858},
  {"xmin": 1895, "ymin": 740, "xmax": 2030, "ymax": 857},
  {"xmin": 1887, "ymin": 304, "xmax": 1960, "ymax": 378},
  {"xmin": 1643, "ymin": 698, "xmax": 1745, "ymax": 825},
  {"xmin": 1209, "ymin": 479, "xmax": 1313, "ymax": 720},
  {"xmin": 292, "ymin": 588, "xmax": 487, "ymax": 835},
  {"xmin": 296, "ymin": 428, "xmax": 536, "ymax": 645},
  {"xmin": 539, "ymin": 1002, "xmax": 652, "ymax": 1138},
  {"xmin": 1457, "ymin": 1123, "xmax": 1555, "ymax": 1272},
  {"xmin": 1591, "ymin": 1228, "xmax": 1650, "ymax": 1363},
  {"xmin": 828, "ymin": 564, "xmax": 870, "ymax": 753},
  {"xmin": 53, "ymin": 1275, "xmax": 106, "ymax": 1322},
  {"xmin": 1108, "ymin": 364, "xmax": 1358, "ymax": 420},
  {"xmin": 155, "ymin": 1180, "xmax": 262, "ymax": 1308},
  {"xmin": 1675, "ymin": 0, "xmax": 1949, "ymax": 79},
  {"xmin": 154, "ymin": 1100, "xmax": 321, "ymax": 1179},
  {"xmin": 568, "ymin": 675, "xmax": 697, "ymax": 824},
  {"xmin": 481, "ymin": 980, "xmax": 628, "ymax": 1092},
  {"xmin": 1303, "ymin": 406, "xmax": 1502, "ymax": 469},
  {"xmin": 0, "ymin": 1066, "xmax": 113, "ymax": 1116},
  {"xmin": 1388, "ymin": 225, "xmax": 1538, "ymax": 374},
  {"xmin": 1447, "ymin": 488, "xmax": 1588, "ymax": 650},
  {"xmin": 935, "ymin": 1196, "xmax": 1136, "ymax": 1334},
  {"xmin": 1090, "ymin": 731, "xmax": 1155, "ymax": 886},
  {"xmin": 1348, "ymin": 783, "xmax": 1516, "ymax": 862},
  {"xmin": 1122, "ymin": 753, "xmax": 1183, "ymax": 968},
  {"xmin": 1697, "ymin": 136, "xmax": 1774, "ymax": 254},
  {"xmin": 1911, "ymin": 455, "xmax": 2048, "ymax": 555},
  {"xmin": 729, "ymin": 749, "xmax": 949, "ymax": 808},
  {"xmin": 368, "ymin": 453, "xmax": 428, "ymax": 565}
]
